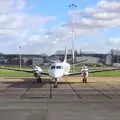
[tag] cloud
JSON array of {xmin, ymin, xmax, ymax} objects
[
  {"xmin": 97, "ymin": 0, "xmax": 120, "ymax": 11},
  {"xmin": 80, "ymin": 37, "xmax": 120, "ymax": 53},
  {"xmin": 107, "ymin": 38, "xmax": 120, "ymax": 45},
  {"xmin": 65, "ymin": 0, "xmax": 120, "ymax": 30},
  {"xmin": 0, "ymin": 0, "xmax": 56, "ymax": 54},
  {"xmin": 0, "ymin": 0, "xmax": 13, "ymax": 13},
  {"xmin": 0, "ymin": 0, "xmax": 26, "ymax": 13},
  {"xmin": 54, "ymin": 0, "xmax": 120, "ymax": 53},
  {"xmin": 1, "ymin": 0, "xmax": 120, "ymax": 54},
  {"xmin": 16, "ymin": 0, "xmax": 26, "ymax": 10}
]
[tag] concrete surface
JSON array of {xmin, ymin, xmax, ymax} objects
[{"xmin": 0, "ymin": 77, "xmax": 119, "ymax": 120}]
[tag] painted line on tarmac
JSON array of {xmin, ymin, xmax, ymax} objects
[
  {"xmin": 65, "ymin": 79, "xmax": 82, "ymax": 100},
  {"xmin": 86, "ymin": 83, "xmax": 113, "ymax": 99}
]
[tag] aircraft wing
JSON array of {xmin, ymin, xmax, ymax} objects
[
  {"xmin": 88, "ymin": 68, "xmax": 120, "ymax": 73},
  {"xmin": 67, "ymin": 68, "xmax": 120, "ymax": 76},
  {"xmin": 67, "ymin": 72, "xmax": 82, "ymax": 76},
  {"xmin": 0, "ymin": 67, "xmax": 49, "ymax": 75}
]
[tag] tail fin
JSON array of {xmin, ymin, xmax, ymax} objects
[{"xmin": 63, "ymin": 47, "xmax": 67, "ymax": 63}]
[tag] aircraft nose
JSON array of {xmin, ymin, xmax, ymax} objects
[
  {"xmin": 52, "ymin": 71, "xmax": 61, "ymax": 78},
  {"xmin": 53, "ymin": 72, "xmax": 58, "ymax": 78}
]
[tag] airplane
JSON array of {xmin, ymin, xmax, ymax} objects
[{"xmin": 0, "ymin": 50, "xmax": 120, "ymax": 88}]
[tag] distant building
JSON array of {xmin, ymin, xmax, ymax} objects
[
  {"xmin": 0, "ymin": 54, "xmax": 48, "ymax": 66},
  {"xmin": 32, "ymin": 57, "xmax": 44, "ymax": 66},
  {"xmin": 76, "ymin": 56, "xmax": 100, "ymax": 64},
  {"xmin": 0, "ymin": 56, "xmax": 8, "ymax": 64},
  {"xmin": 109, "ymin": 49, "xmax": 120, "ymax": 65},
  {"xmin": 105, "ymin": 54, "xmax": 112, "ymax": 66},
  {"xmin": 112, "ymin": 63, "xmax": 120, "ymax": 67},
  {"xmin": 110, "ymin": 49, "xmax": 120, "ymax": 56}
]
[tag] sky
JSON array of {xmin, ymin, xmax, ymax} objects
[{"xmin": 0, "ymin": 0, "xmax": 120, "ymax": 54}]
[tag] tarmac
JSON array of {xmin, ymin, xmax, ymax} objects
[{"xmin": 0, "ymin": 76, "xmax": 120, "ymax": 120}]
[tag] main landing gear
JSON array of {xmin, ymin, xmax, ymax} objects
[
  {"xmin": 36, "ymin": 77, "xmax": 42, "ymax": 83},
  {"xmin": 82, "ymin": 78, "xmax": 87, "ymax": 83},
  {"xmin": 53, "ymin": 78, "xmax": 58, "ymax": 88},
  {"xmin": 32, "ymin": 77, "xmax": 42, "ymax": 84},
  {"xmin": 82, "ymin": 72, "xmax": 87, "ymax": 83},
  {"xmin": 34, "ymin": 73, "xmax": 42, "ymax": 84}
]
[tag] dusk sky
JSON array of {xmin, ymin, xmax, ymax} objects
[{"xmin": 0, "ymin": 0, "xmax": 120, "ymax": 54}]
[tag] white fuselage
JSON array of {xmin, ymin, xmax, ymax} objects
[
  {"xmin": 48, "ymin": 62, "xmax": 70, "ymax": 79},
  {"xmin": 35, "ymin": 63, "xmax": 88, "ymax": 80}
]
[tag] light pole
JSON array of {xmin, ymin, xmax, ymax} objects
[{"xmin": 68, "ymin": 3, "xmax": 77, "ymax": 71}]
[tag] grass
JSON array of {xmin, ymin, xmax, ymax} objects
[
  {"xmin": 0, "ymin": 69, "xmax": 33, "ymax": 77},
  {"xmin": 89, "ymin": 70, "xmax": 120, "ymax": 77}
]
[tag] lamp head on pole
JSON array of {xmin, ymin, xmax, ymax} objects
[{"xmin": 69, "ymin": 3, "xmax": 77, "ymax": 8}]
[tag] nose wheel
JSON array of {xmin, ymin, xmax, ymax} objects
[{"xmin": 54, "ymin": 78, "xmax": 58, "ymax": 88}]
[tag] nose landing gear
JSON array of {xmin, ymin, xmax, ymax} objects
[{"xmin": 54, "ymin": 78, "xmax": 58, "ymax": 88}]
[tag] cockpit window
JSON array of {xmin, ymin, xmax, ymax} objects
[
  {"xmin": 56, "ymin": 66, "xmax": 62, "ymax": 69},
  {"xmin": 51, "ymin": 66, "xmax": 55, "ymax": 69},
  {"xmin": 51, "ymin": 65, "xmax": 63, "ymax": 69}
]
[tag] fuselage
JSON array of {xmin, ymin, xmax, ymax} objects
[{"xmin": 48, "ymin": 61, "xmax": 70, "ymax": 79}]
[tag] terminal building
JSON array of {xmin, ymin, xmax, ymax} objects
[
  {"xmin": 0, "ymin": 53, "xmax": 48, "ymax": 66},
  {"xmin": 0, "ymin": 49, "xmax": 120, "ymax": 67}
]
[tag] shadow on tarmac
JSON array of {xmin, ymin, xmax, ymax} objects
[
  {"xmin": 0, "ymin": 77, "xmax": 96, "ymax": 89},
  {"xmin": 0, "ymin": 78, "xmax": 94, "ymax": 88}
]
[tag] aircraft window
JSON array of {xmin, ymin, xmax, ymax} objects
[
  {"xmin": 51, "ymin": 66, "xmax": 55, "ymax": 69},
  {"xmin": 56, "ymin": 66, "xmax": 62, "ymax": 69}
]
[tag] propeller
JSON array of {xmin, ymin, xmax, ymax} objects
[{"xmin": 32, "ymin": 65, "xmax": 43, "ymax": 72}]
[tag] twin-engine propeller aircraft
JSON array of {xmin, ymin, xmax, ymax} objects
[{"xmin": 0, "ymin": 51, "xmax": 120, "ymax": 88}]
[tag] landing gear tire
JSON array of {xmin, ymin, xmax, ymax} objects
[
  {"xmin": 83, "ymin": 78, "xmax": 87, "ymax": 83},
  {"xmin": 36, "ymin": 78, "xmax": 42, "ymax": 84},
  {"xmin": 54, "ymin": 84, "xmax": 58, "ymax": 88},
  {"xmin": 54, "ymin": 78, "xmax": 58, "ymax": 88}
]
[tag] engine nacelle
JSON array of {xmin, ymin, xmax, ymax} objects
[
  {"xmin": 33, "ymin": 66, "xmax": 42, "ymax": 78},
  {"xmin": 34, "ymin": 72, "xmax": 40, "ymax": 78},
  {"xmin": 33, "ymin": 71, "xmax": 42, "ymax": 83},
  {"xmin": 33, "ymin": 66, "xmax": 42, "ymax": 72}
]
